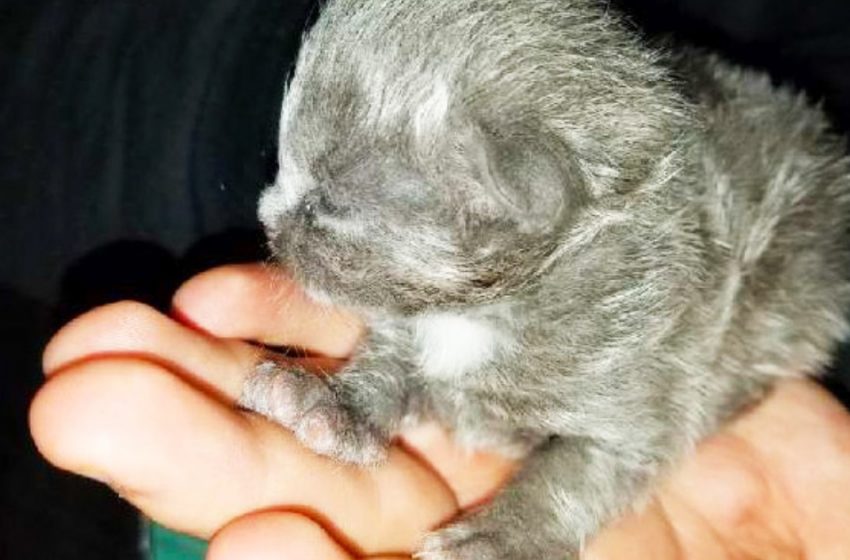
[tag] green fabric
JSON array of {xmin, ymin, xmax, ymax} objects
[{"xmin": 148, "ymin": 522, "xmax": 207, "ymax": 560}]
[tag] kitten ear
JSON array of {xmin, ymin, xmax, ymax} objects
[{"xmin": 464, "ymin": 123, "xmax": 581, "ymax": 232}]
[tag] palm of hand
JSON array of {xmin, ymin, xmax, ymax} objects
[{"xmin": 30, "ymin": 264, "xmax": 850, "ymax": 559}]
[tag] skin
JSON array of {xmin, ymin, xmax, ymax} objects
[{"xmin": 29, "ymin": 263, "xmax": 850, "ymax": 559}]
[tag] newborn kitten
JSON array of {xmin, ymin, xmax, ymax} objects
[{"xmin": 242, "ymin": 0, "xmax": 850, "ymax": 558}]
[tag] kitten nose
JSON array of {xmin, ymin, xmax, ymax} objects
[
  {"xmin": 301, "ymin": 200, "xmax": 317, "ymax": 226},
  {"xmin": 298, "ymin": 191, "xmax": 331, "ymax": 226}
]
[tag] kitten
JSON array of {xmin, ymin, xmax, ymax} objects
[{"xmin": 241, "ymin": 0, "xmax": 850, "ymax": 558}]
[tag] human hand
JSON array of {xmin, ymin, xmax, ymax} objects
[{"xmin": 30, "ymin": 264, "xmax": 850, "ymax": 559}]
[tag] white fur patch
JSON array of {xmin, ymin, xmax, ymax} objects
[{"xmin": 414, "ymin": 313, "xmax": 508, "ymax": 379}]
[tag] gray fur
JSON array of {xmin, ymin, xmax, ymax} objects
[{"xmin": 243, "ymin": 1, "xmax": 850, "ymax": 558}]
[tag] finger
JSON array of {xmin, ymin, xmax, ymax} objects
[
  {"xmin": 208, "ymin": 511, "xmax": 409, "ymax": 560},
  {"xmin": 207, "ymin": 511, "xmax": 356, "ymax": 560},
  {"xmin": 42, "ymin": 300, "xmax": 255, "ymax": 401},
  {"xmin": 172, "ymin": 264, "xmax": 363, "ymax": 358},
  {"xmin": 29, "ymin": 358, "xmax": 457, "ymax": 554},
  {"xmin": 30, "ymin": 359, "xmax": 265, "ymax": 534}
]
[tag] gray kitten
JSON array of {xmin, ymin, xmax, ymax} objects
[{"xmin": 241, "ymin": 0, "xmax": 850, "ymax": 558}]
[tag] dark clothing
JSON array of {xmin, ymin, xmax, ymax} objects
[{"xmin": 1, "ymin": 1, "xmax": 848, "ymax": 557}]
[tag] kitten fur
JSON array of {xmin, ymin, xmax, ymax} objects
[{"xmin": 242, "ymin": 0, "xmax": 850, "ymax": 558}]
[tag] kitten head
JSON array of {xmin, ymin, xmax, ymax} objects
[
  {"xmin": 259, "ymin": 0, "xmax": 691, "ymax": 314},
  {"xmin": 260, "ymin": 110, "xmax": 582, "ymax": 313}
]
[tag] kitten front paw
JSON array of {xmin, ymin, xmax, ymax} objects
[
  {"xmin": 417, "ymin": 523, "xmax": 501, "ymax": 560},
  {"xmin": 418, "ymin": 516, "xmax": 578, "ymax": 560},
  {"xmin": 240, "ymin": 361, "xmax": 388, "ymax": 465}
]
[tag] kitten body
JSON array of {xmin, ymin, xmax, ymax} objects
[{"xmin": 243, "ymin": 1, "xmax": 850, "ymax": 557}]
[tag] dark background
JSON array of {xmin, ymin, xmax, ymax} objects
[{"xmin": 1, "ymin": 0, "xmax": 848, "ymax": 558}]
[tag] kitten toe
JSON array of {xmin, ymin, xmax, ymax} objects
[
  {"xmin": 294, "ymin": 404, "xmax": 346, "ymax": 454},
  {"xmin": 293, "ymin": 402, "xmax": 388, "ymax": 464}
]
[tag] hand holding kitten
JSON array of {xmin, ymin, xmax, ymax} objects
[{"xmin": 30, "ymin": 264, "xmax": 850, "ymax": 559}]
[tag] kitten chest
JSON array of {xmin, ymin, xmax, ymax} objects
[{"xmin": 413, "ymin": 312, "xmax": 513, "ymax": 379}]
